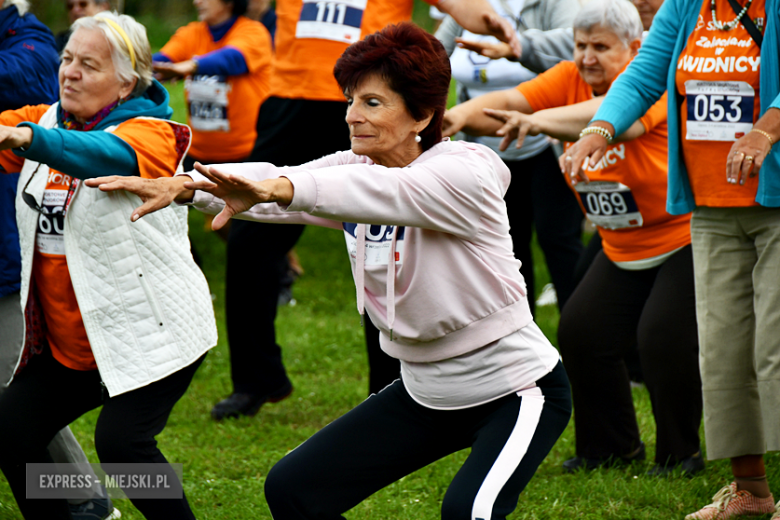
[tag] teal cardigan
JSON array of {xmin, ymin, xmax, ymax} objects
[{"xmin": 592, "ymin": 0, "xmax": 780, "ymax": 214}]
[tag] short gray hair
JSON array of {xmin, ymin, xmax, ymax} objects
[
  {"xmin": 70, "ymin": 11, "xmax": 153, "ymax": 97},
  {"xmin": 573, "ymin": 0, "xmax": 643, "ymax": 46},
  {"xmin": 2, "ymin": 0, "xmax": 30, "ymax": 16}
]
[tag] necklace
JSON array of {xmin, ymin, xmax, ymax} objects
[{"xmin": 711, "ymin": 0, "xmax": 752, "ymax": 30}]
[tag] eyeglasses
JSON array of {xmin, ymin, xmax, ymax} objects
[{"xmin": 22, "ymin": 165, "xmax": 79, "ymax": 218}]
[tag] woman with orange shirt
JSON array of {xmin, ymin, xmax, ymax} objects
[
  {"xmin": 444, "ymin": 0, "xmax": 703, "ymax": 477},
  {"xmin": 153, "ymin": 0, "xmax": 272, "ymax": 168},
  {"xmin": 0, "ymin": 13, "xmax": 216, "ymax": 519},
  {"xmin": 569, "ymin": 0, "xmax": 780, "ymax": 513}
]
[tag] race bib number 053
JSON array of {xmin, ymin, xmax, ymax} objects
[
  {"xmin": 296, "ymin": 0, "xmax": 366, "ymax": 44},
  {"xmin": 685, "ymin": 80, "xmax": 754, "ymax": 141},
  {"xmin": 575, "ymin": 181, "xmax": 643, "ymax": 230}
]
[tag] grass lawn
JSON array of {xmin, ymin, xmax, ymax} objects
[{"xmin": 4, "ymin": 22, "xmax": 780, "ymax": 520}]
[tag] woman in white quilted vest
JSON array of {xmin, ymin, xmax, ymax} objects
[{"xmin": 0, "ymin": 11, "xmax": 216, "ymax": 520}]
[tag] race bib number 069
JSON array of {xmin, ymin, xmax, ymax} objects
[
  {"xmin": 296, "ymin": 0, "xmax": 366, "ymax": 44},
  {"xmin": 685, "ymin": 80, "xmax": 754, "ymax": 141},
  {"xmin": 575, "ymin": 181, "xmax": 643, "ymax": 230}
]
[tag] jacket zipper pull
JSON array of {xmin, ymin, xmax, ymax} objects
[
  {"xmin": 100, "ymin": 381, "xmax": 107, "ymax": 401},
  {"xmin": 390, "ymin": 329, "xmax": 393, "ymax": 342}
]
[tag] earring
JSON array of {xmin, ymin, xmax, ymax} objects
[{"xmin": 415, "ymin": 134, "xmax": 421, "ymax": 143}]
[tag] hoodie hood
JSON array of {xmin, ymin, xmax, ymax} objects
[{"xmin": 57, "ymin": 79, "xmax": 174, "ymax": 130}]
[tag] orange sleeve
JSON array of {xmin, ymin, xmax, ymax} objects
[
  {"xmin": 158, "ymin": 23, "xmax": 201, "ymax": 63},
  {"xmin": 516, "ymin": 61, "xmax": 578, "ymax": 112},
  {"xmin": 0, "ymin": 105, "xmax": 50, "ymax": 174},
  {"xmin": 228, "ymin": 18, "xmax": 273, "ymax": 74},
  {"xmin": 113, "ymin": 119, "xmax": 183, "ymax": 179},
  {"xmin": 639, "ymin": 92, "xmax": 668, "ymax": 133}
]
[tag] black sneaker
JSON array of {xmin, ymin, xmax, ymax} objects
[
  {"xmin": 563, "ymin": 442, "xmax": 646, "ymax": 473},
  {"xmin": 647, "ymin": 451, "xmax": 705, "ymax": 477},
  {"xmin": 69, "ymin": 496, "xmax": 121, "ymax": 520},
  {"xmin": 211, "ymin": 380, "xmax": 293, "ymax": 420}
]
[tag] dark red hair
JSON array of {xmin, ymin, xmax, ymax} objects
[{"xmin": 333, "ymin": 22, "xmax": 451, "ymax": 151}]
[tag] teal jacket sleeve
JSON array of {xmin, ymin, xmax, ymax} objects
[
  {"xmin": 592, "ymin": 0, "xmax": 682, "ymax": 134},
  {"xmin": 13, "ymin": 122, "xmax": 139, "ymax": 179}
]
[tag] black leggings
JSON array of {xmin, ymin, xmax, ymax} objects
[
  {"xmin": 558, "ymin": 246, "xmax": 701, "ymax": 463},
  {"xmin": 265, "ymin": 363, "xmax": 571, "ymax": 520},
  {"xmin": 0, "ymin": 348, "xmax": 204, "ymax": 519}
]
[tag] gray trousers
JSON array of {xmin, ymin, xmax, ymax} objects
[
  {"xmin": 692, "ymin": 206, "xmax": 780, "ymax": 460},
  {"xmin": 0, "ymin": 291, "xmax": 105, "ymax": 503}
]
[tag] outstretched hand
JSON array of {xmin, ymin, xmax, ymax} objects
[
  {"xmin": 558, "ymin": 133, "xmax": 610, "ymax": 186},
  {"xmin": 83, "ymin": 175, "xmax": 194, "ymax": 221},
  {"xmin": 482, "ymin": 13, "xmax": 521, "ymax": 57},
  {"xmin": 483, "ymin": 108, "xmax": 539, "ymax": 151},
  {"xmin": 0, "ymin": 125, "xmax": 33, "ymax": 151},
  {"xmin": 455, "ymin": 38, "xmax": 516, "ymax": 61},
  {"xmin": 185, "ymin": 163, "xmax": 294, "ymax": 230}
]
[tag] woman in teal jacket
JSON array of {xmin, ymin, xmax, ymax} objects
[{"xmin": 563, "ymin": 0, "xmax": 780, "ymax": 517}]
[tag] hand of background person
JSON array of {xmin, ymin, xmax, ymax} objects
[
  {"xmin": 84, "ymin": 175, "xmax": 194, "ymax": 221},
  {"xmin": 483, "ymin": 108, "xmax": 539, "ymax": 151},
  {"xmin": 0, "ymin": 125, "xmax": 33, "ymax": 151},
  {"xmin": 559, "ymin": 133, "xmax": 611, "ymax": 186},
  {"xmin": 482, "ymin": 12, "xmax": 521, "ymax": 57},
  {"xmin": 455, "ymin": 38, "xmax": 517, "ymax": 60},
  {"xmin": 727, "ymin": 134, "xmax": 769, "ymax": 185},
  {"xmin": 726, "ymin": 108, "xmax": 780, "ymax": 185},
  {"xmin": 186, "ymin": 163, "xmax": 294, "ymax": 230},
  {"xmin": 442, "ymin": 109, "xmax": 467, "ymax": 138},
  {"xmin": 153, "ymin": 60, "xmax": 198, "ymax": 81}
]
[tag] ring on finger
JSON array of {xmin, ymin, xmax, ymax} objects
[
  {"xmin": 745, "ymin": 155, "xmax": 754, "ymax": 162},
  {"xmin": 565, "ymin": 156, "xmax": 572, "ymax": 162}
]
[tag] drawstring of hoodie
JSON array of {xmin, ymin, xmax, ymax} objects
[
  {"xmin": 386, "ymin": 226, "xmax": 398, "ymax": 341},
  {"xmin": 355, "ymin": 224, "xmax": 366, "ymax": 326},
  {"xmin": 354, "ymin": 224, "xmax": 398, "ymax": 341}
]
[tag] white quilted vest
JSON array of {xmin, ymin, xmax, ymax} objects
[{"xmin": 13, "ymin": 104, "xmax": 217, "ymax": 396}]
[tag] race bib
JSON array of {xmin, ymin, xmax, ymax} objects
[
  {"xmin": 343, "ymin": 223, "xmax": 405, "ymax": 266},
  {"xmin": 685, "ymin": 80, "xmax": 754, "ymax": 141},
  {"xmin": 35, "ymin": 188, "xmax": 67, "ymax": 255},
  {"xmin": 575, "ymin": 182, "xmax": 643, "ymax": 230},
  {"xmin": 186, "ymin": 75, "xmax": 230, "ymax": 132},
  {"xmin": 295, "ymin": 0, "xmax": 366, "ymax": 44}
]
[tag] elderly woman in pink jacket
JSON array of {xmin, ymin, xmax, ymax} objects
[{"xmin": 87, "ymin": 22, "xmax": 571, "ymax": 520}]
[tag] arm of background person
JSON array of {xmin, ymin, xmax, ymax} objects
[
  {"xmin": 435, "ymin": 0, "xmax": 520, "ymax": 56},
  {"xmin": 517, "ymin": 28, "xmax": 574, "ymax": 73},
  {"xmin": 434, "ymin": 15, "xmax": 463, "ymax": 56},
  {"xmin": 591, "ymin": 0, "xmax": 680, "ymax": 134},
  {"xmin": 484, "ymin": 97, "xmax": 648, "ymax": 150},
  {"xmin": 443, "ymin": 88, "xmax": 534, "ymax": 137}
]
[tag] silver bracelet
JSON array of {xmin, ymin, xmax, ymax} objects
[{"xmin": 579, "ymin": 126, "xmax": 614, "ymax": 143}]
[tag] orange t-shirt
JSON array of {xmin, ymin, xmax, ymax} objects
[
  {"xmin": 675, "ymin": 0, "xmax": 764, "ymax": 207},
  {"xmin": 517, "ymin": 61, "xmax": 691, "ymax": 263},
  {"xmin": 270, "ymin": 0, "xmax": 438, "ymax": 102},
  {"xmin": 159, "ymin": 17, "xmax": 272, "ymax": 161},
  {"xmin": 0, "ymin": 105, "xmax": 182, "ymax": 370}
]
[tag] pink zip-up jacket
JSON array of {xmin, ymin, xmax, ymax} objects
[{"xmin": 185, "ymin": 139, "xmax": 533, "ymax": 363}]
